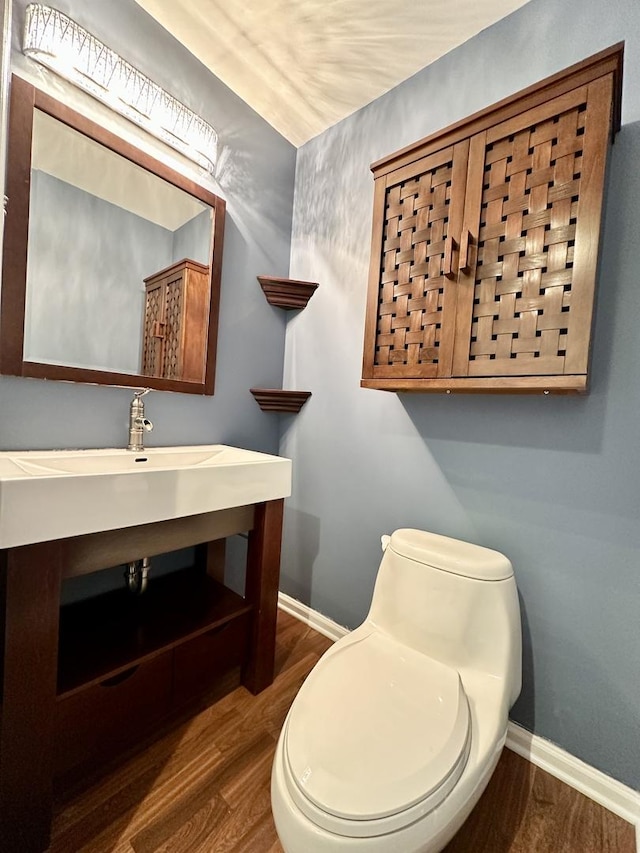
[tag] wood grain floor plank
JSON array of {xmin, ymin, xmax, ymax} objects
[
  {"xmin": 52, "ymin": 714, "xmax": 229, "ymax": 838},
  {"xmin": 227, "ymin": 808, "xmax": 281, "ymax": 853},
  {"xmin": 272, "ymin": 611, "xmax": 333, "ymax": 676},
  {"xmin": 444, "ymin": 749, "xmax": 636, "ymax": 852},
  {"xmin": 132, "ymin": 795, "xmax": 230, "ymax": 853},
  {"xmin": 129, "ymin": 731, "xmax": 274, "ymax": 853},
  {"xmin": 191, "ymin": 746, "xmax": 276, "ymax": 853},
  {"xmin": 219, "ymin": 735, "xmax": 276, "ymax": 809},
  {"xmin": 51, "ymin": 739, "xmax": 228, "ymax": 853},
  {"xmin": 108, "ymin": 843, "xmax": 136, "ymax": 853},
  {"xmin": 241, "ymin": 654, "xmax": 327, "ymax": 737},
  {"xmin": 49, "ymin": 610, "xmax": 636, "ymax": 853}
]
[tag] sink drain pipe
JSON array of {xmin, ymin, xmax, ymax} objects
[{"xmin": 125, "ymin": 557, "xmax": 151, "ymax": 595}]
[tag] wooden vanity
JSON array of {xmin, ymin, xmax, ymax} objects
[{"xmin": 0, "ymin": 498, "xmax": 284, "ymax": 852}]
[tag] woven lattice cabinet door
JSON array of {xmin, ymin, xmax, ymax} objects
[
  {"xmin": 362, "ymin": 142, "xmax": 470, "ymax": 380},
  {"xmin": 451, "ymin": 76, "xmax": 613, "ymax": 380},
  {"xmin": 162, "ymin": 269, "xmax": 187, "ymax": 380},
  {"xmin": 141, "ymin": 278, "xmax": 165, "ymax": 378}
]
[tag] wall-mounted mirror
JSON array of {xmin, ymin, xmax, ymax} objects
[{"xmin": 0, "ymin": 75, "xmax": 226, "ymax": 394}]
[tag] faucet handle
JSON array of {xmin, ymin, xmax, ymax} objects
[{"xmin": 133, "ymin": 388, "xmax": 151, "ymax": 399}]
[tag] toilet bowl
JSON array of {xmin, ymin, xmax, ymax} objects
[{"xmin": 271, "ymin": 529, "xmax": 522, "ymax": 852}]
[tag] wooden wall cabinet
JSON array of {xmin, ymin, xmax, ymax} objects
[
  {"xmin": 362, "ymin": 45, "xmax": 624, "ymax": 394},
  {"xmin": 142, "ymin": 258, "xmax": 210, "ymax": 383}
]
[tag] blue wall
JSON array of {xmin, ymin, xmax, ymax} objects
[
  {"xmin": 173, "ymin": 209, "xmax": 212, "ymax": 267},
  {"xmin": 280, "ymin": 0, "xmax": 640, "ymax": 789},
  {"xmin": 1, "ymin": 0, "xmax": 296, "ymax": 454}
]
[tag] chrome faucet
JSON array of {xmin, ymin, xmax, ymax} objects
[{"xmin": 128, "ymin": 389, "xmax": 153, "ymax": 451}]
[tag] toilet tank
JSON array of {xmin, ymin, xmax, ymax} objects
[{"xmin": 367, "ymin": 529, "xmax": 521, "ymax": 707}]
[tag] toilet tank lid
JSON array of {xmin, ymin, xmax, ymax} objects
[{"xmin": 390, "ymin": 529, "xmax": 513, "ymax": 580}]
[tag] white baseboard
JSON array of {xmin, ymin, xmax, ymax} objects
[
  {"xmin": 278, "ymin": 592, "xmax": 640, "ymax": 843},
  {"xmin": 278, "ymin": 591, "xmax": 349, "ymax": 642},
  {"xmin": 506, "ymin": 722, "xmax": 640, "ymax": 843}
]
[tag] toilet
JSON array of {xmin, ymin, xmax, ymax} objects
[{"xmin": 271, "ymin": 528, "xmax": 522, "ymax": 852}]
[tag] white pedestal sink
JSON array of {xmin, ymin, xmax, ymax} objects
[{"xmin": 0, "ymin": 445, "xmax": 291, "ymax": 548}]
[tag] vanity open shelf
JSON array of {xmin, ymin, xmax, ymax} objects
[
  {"xmin": 53, "ymin": 561, "xmax": 256, "ymax": 784},
  {"xmin": 57, "ymin": 566, "xmax": 252, "ymax": 698}
]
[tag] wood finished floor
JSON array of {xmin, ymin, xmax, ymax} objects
[{"xmin": 49, "ymin": 610, "xmax": 636, "ymax": 853}]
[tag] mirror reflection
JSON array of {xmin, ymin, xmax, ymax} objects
[
  {"xmin": 0, "ymin": 75, "xmax": 225, "ymax": 395},
  {"xmin": 26, "ymin": 110, "xmax": 212, "ymax": 380}
]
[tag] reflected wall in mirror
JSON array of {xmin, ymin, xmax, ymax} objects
[{"xmin": 0, "ymin": 75, "xmax": 226, "ymax": 394}]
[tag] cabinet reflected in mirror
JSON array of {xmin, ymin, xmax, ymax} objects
[{"xmin": 1, "ymin": 75, "xmax": 226, "ymax": 394}]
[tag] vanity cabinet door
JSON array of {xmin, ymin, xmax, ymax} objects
[
  {"xmin": 362, "ymin": 141, "xmax": 470, "ymax": 382},
  {"xmin": 451, "ymin": 76, "xmax": 614, "ymax": 380}
]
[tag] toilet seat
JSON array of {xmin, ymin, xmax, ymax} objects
[{"xmin": 283, "ymin": 631, "xmax": 471, "ymax": 838}]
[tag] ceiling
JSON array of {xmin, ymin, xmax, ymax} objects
[
  {"xmin": 33, "ymin": 111, "xmax": 208, "ymax": 230},
  {"xmin": 133, "ymin": 0, "xmax": 531, "ymax": 147}
]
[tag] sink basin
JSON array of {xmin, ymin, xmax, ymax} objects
[
  {"xmin": 12, "ymin": 447, "xmax": 224, "ymax": 475},
  {"xmin": 0, "ymin": 445, "xmax": 291, "ymax": 549}
]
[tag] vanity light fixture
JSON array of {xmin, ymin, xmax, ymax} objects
[{"xmin": 22, "ymin": 4, "xmax": 218, "ymax": 173}]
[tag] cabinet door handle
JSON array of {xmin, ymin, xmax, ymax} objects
[
  {"xmin": 443, "ymin": 236, "xmax": 455, "ymax": 277},
  {"xmin": 459, "ymin": 230, "xmax": 473, "ymax": 272}
]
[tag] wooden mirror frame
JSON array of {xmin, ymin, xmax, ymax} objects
[{"xmin": 0, "ymin": 75, "xmax": 226, "ymax": 395}]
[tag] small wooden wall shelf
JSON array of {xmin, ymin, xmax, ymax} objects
[
  {"xmin": 250, "ymin": 388, "xmax": 311, "ymax": 413},
  {"xmin": 258, "ymin": 275, "xmax": 318, "ymax": 310}
]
